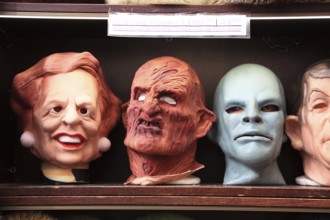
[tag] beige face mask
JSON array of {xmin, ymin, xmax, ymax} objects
[{"xmin": 286, "ymin": 75, "xmax": 330, "ymax": 186}]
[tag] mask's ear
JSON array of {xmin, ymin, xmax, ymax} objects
[
  {"xmin": 121, "ymin": 101, "xmax": 130, "ymax": 128},
  {"xmin": 207, "ymin": 118, "xmax": 219, "ymax": 144},
  {"xmin": 285, "ymin": 115, "xmax": 303, "ymax": 150},
  {"xmin": 196, "ymin": 108, "xmax": 216, "ymax": 139}
]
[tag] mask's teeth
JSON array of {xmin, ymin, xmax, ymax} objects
[{"xmin": 58, "ymin": 136, "xmax": 81, "ymax": 143}]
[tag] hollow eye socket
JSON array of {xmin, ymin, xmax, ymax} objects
[
  {"xmin": 313, "ymin": 102, "xmax": 327, "ymax": 110},
  {"xmin": 79, "ymin": 108, "xmax": 89, "ymax": 115},
  {"xmin": 261, "ymin": 104, "xmax": 279, "ymax": 112},
  {"xmin": 159, "ymin": 96, "xmax": 176, "ymax": 105},
  {"xmin": 52, "ymin": 106, "xmax": 62, "ymax": 113},
  {"xmin": 226, "ymin": 106, "xmax": 243, "ymax": 114},
  {"xmin": 137, "ymin": 92, "xmax": 146, "ymax": 101}
]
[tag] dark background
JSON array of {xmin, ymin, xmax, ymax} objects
[{"xmin": 1, "ymin": 17, "xmax": 330, "ymax": 219}]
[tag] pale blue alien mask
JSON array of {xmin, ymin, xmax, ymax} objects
[{"xmin": 210, "ymin": 63, "xmax": 286, "ymax": 185}]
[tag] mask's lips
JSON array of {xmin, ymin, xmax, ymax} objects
[
  {"xmin": 234, "ymin": 132, "xmax": 272, "ymax": 141},
  {"xmin": 53, "ymin": 133, "xmax": 86, "ymax": 149},
  {"xmin": 136, "ymin": 117, "xmax": 162, "ymax": 135}
]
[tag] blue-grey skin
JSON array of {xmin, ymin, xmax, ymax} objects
[{"xmin": 210, "ymin": 64, "xmax": 286, "ymax": 185}]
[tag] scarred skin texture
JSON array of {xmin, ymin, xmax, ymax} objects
[{"xmin": 122, "ymin": 56, "xmax": 215, "ymax": 185}]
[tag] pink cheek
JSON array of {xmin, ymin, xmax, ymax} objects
[
  {"xmin": 83, "ymin": 125, "xmax": 99, "ymax": 136},
  {"xmin": 40, "ymin": 117, "xmax": 63, "ymax": 133},
  {"xmin": 127, "ymin": 106, "xmax": 140, "ymax": 118}
]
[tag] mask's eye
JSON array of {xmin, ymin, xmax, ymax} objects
[
  {"xmin": 51, "ymin": 106, "xmax": 62, "ymax": 113},
  {"xmin": 313, "ymin": 102, "xmax": 327, "ymax": 110},
  {"xmin": 159, "ymin": 96, "xmax": 176, "ymax": 105},
  {"xmin": 261, "ymin": 104, "xmax": 279, "ymax": 112},
  {"xmin": 226, "ymin": 106, "xmax": 243, "ymax": 114},
  {"xmin": 79, "ymin": 107, "xmax": 90, "ymax": 116},
  {"xmin": 137, "ymin": 92, "xmax": 146, "ymax": 101}
]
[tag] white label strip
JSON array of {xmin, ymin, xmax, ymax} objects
[{"xmin": 108, "ymin": 12, "xmax": 250, "ymax": 38}]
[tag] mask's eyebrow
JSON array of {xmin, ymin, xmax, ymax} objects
[
  {"xmin": 223, "ymin": 100, "xmax": 245, "ymax": 110},
  {"xmin": 158, "ymin": 90, "xmax": 176, "ymax": 96},
  {"xmin": 308, "ymin": 89, "xmax": 330, "ymax": 101},
  {"xmin": 258, "ymin": 98, "xmax": 282, "ymax": 107},
  {"xmin": 132, "ymin": 86, "xmax": 148, "ymax": 98}
]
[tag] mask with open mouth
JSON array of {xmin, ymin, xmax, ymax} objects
[
  {"xmin": 136, "ymin": 117, "xmax": 162, "ymax": 136},
  {"xmin": 11, "ymin": 52, "xmax": 121, "ymax": 183}
]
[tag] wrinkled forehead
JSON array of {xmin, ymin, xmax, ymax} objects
[
  {"xmin": 302, "ymin": 66, "xmax": 330, "ymax": 96},
  {"xmin": 132, "ymin": 58, "xmax": 198, "ymax": 90}
]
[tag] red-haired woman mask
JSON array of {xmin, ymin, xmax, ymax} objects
[{"xmin": 11, "ymin": 52, "xmax": 121, "ymax": 183}]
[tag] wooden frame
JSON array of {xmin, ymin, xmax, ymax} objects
[{"xmin": 1, "ymin": 2, "xmax": 330, "ymax": 214}]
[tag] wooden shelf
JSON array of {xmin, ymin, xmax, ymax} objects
[
  {"xmin": 1, "ymin": 2, "xmax": 330, "ymax": 20},
  {"xmin": 0, "ymin": 184, "xmax": 330, "ymax": 212}
]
